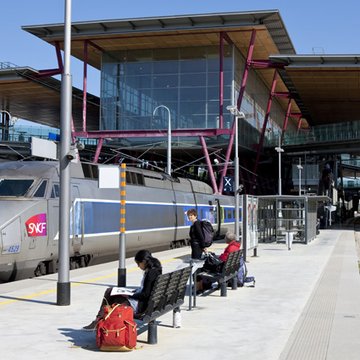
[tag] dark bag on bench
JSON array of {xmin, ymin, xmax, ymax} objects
[{"xmin": 203, "ymin": 252, "xmax": 223, "ymax": 273}]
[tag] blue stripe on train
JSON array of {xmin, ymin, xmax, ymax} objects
[{"xmin": 72, "ymin": 201, "xmax": 239, "ymax": 235}]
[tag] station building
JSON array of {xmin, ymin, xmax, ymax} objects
[{"xmin": 1, "ymin": 10, "xmax": 360, "ymax": 196}]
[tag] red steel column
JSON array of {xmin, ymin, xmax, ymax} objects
[
  {"xmin": 237, "ymin": 29, "xmax": 257, "ymax": 109},
  {"xmin": 253, "ymin": 70, "xmax": 278, "ymax": 175},
  {"xmin": 200, "ymin": 136, "xmax": 219, "ymax": 194},
  {"xmin": 82, "ymin": 40, "xmax": 88, "ymax": 132},
  {"xmin": 93, "ymin": 137, "xmax": 104, "ymax": 163},
  {"xmin": 297, "ymin": 117, "xmax": 303, "ymax": 132},
  {"xmin": 219, "ymin": 29, "xmax": 257, "ymax": 193},
  {"xmin": 37, "ymin": 42, "xmax": 63, "ymax": 77},
  {"xmin": 55, "ymin": 41, "xmax": 64, "ymax": 72},
  {"xmin": 281, "ymin": 98, "xmax": 292, "ymax": 144}
]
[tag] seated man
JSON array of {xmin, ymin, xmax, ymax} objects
[
  {"xmin": 197, "ymin": 231, "xmax": 240, "ymax": 292},
  {"xmin": 218, "ymin": 231, "xmax": 241, "ymax": 262}
]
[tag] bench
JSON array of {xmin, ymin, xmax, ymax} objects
[
  {"xmin": 197, "ymin": 250, "xmax": 242, "ymax": 297},
  {"xmin": 135, "ymin": 265, "xmax": 192, "ymax": 344}
]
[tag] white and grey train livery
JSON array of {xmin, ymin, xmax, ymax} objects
[{"xmin": 0, "ymin": 161, "xmax": 237, "ymax": 282}]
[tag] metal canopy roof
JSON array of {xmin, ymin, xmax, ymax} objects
[
  {"xmin": 23, "ymin": 10, "xmax": 296, "ymax": 68},
  {"xmin": 270, "ymin": 55, "xmax": 360, "ymax": 126},
  {"xmin": 0, "ymin": 67, "xmax": 99, "ymax": 130}
]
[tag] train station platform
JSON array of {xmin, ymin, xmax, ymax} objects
[{"xmin": 1, "ymin": 228, "xmax": 360, "ymax": 360}]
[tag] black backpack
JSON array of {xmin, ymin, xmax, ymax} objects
[{"xmin": 200, "ymin": 220, "xmax": 214, "ymax": 247}]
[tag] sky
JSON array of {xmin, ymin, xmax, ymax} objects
[{"xmin": 2, "ymin": 0, "xmax": 360, "ymax": 97}]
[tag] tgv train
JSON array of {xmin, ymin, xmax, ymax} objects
[{"xmin": 0, "ymin": 161, "xmax": 236, "ymax": 282}]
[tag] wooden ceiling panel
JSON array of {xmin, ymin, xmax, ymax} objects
[
  {"xmin": 68, "ymin": 27, "xmax": 279, "ymax": 69},
  {"xmin": 286, "ymin": 68, "xmax": 360, "ymax": 124},
  {"xmin": 0, "ymin": 73, "xmax": 99, "ymax": 130}
]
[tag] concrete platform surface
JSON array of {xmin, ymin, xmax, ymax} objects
[{"xmin": 1, "ymin": 229, "xmax": 360, "ymax": 360}]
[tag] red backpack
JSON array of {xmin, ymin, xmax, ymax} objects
[{"xmin": 96, "ymin": 304, "xmax": 137, "ymax": 351}]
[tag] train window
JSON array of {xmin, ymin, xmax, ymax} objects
[
  {"xmin": 51, "ymin": 184, "xmax": 60, "ymax": 198},
  {"xmin": 126, "ymin": 171, "xmax": 144, "ymax": 185},
  {"xmin": 0, "ymin": 179, "xmax": 34, "ymax": 196},
  {"xmin": 81, "ymin": 163, "xmax": 99, "ymax": 179},
  {"xmin": 33, "ymin": 180, "xmax": 47, "ymax": 198},
  {"xmin": 131, "ymin": 173, "xmax": 138, "ymax": 184},
  {"xmin": 126, "ymin": 172, "xmax": 136, "ymax": 184},
  {"xmin": 135, "ymin": 173, "xmax": 144, "ymax": 185}
]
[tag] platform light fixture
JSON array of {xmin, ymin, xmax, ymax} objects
[
  {"xmin": 0, "ymin": 109, "xmax": 12, "ymax": 120},
  {"xmin": 57, "ymin": 0, "xmax": 72, "ymax": 306},
  {"xmin": 226, "ymin": 105, "xmax": 245, "ymax": 242},
  {"xmin": 275, "ymin": 137, "xmax": 284, "ymax": 196},
  {"xmin": 297, "ymin": 158, "xmax": 303, "ymax": 196},
  {"xmin": 0, "ymin": 110, "xmax": 16, "ymax": 140},
  {"xmin": 153, "ymin": 105, "xmax": 171, "ymax": 176}
]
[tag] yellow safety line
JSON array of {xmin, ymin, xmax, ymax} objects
[{"xmin": 0, "ymin": 257, "xmax": 178, "ymax": 307}]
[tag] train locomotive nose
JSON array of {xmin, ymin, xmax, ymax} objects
[{"xmin": 0, "ymin": 200, "xmax": 45, "ymax": 282}]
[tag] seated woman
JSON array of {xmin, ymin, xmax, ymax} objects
[{"xmin": 83, "ymin": 249, "xmax": 162, "ymax": 330}]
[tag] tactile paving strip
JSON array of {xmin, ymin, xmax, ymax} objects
[{"xmin": 279, "ymin": 234, "xmax": 345, "ymax": 360}]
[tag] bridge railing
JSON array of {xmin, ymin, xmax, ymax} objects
[{"xmin": 266, "ymin": 120, "xmax": 360, "ymax": 147}]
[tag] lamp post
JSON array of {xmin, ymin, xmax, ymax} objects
[
  {"xmin": 275, "ymin": 137, "xmax": 284, "ymax": 196},
  {"xmin": 0, "ymin": 110, "xmax": 12, "ymax": 141},
  {"xmin": 0, "ymin": 109, "xmax": 12, "ymax": 119},
  {"xmin": 57, "ymin": 0, "xmax": 72, "ymax": 306},
  {"xmin": 153, "ymin": 105, "xmax": 171, "ymax": 175},
  {"xmin": 297, "ymin": 158, "xmax": 303, "ymax": 196},
  {"xmin": 0, "ymin": 110, "xmax": 18, "ymax": 127},
  {"xmin": 226, "ymin": 105, "xmax": 245, "ymax": 242}
]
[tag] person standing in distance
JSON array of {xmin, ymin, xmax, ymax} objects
[{"xmin": 187, "ymin": 208, "xmax": 207, "ymax": 259}]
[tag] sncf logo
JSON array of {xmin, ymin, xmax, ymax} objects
[{"xmin": 25, "ymin": 213, "xmax": 47, "ymax": 237}]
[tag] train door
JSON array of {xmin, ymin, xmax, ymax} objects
[
  {"xmin": 215, "ymin": 199, "xmax": 222, "ymax": 237},
  {"xmin": 48, "ymin": 183, "xmax": 60, "ymax": 248},
  {"xmin": 168, "ymin": 181, "xmax": 177, "ymax": 243},
  {"xmin": 71, "ymin": 185, "xmax": 82, "ymax": 253}
]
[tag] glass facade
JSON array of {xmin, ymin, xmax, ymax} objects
[
  {"xmin": 233, "ymin": 47, "xmax": 283, "ymax": 148},
  {"xmin": 100, "ymin": 44, "xmax": 286, "ymax": 150},
  {"xmin": 101, "ymin": 46, "xmax": 233, "ymax": 132}
]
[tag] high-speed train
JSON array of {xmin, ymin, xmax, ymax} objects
[{"xmin": 0, "ymin": 161, "xmax": 236, "ymax": 282}]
